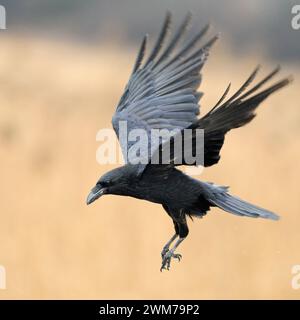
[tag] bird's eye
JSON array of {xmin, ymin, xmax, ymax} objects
[{"xmin": 98, "ymin": 180, "xmax": 109, "ymax": 187}]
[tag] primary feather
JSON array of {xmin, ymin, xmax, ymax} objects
[{"xmin": 112, "ymin": 12, "xmax": 217, "ymax": 163}]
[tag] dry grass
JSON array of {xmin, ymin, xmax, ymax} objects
[{"xmin": 0, "ymin": 35, "xmax": 299, "ymax": 299}]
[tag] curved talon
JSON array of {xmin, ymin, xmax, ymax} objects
[
  {"xmin": 173, "ymin": 253, "xmax": 182, "ymax": 261},
  {"xmin": 160, "ymin": 251, "xmax": 182, "ymax": 271},
  {"xmin": 160, "ymin": 264, "xmax": 169, "ymax": 272}
]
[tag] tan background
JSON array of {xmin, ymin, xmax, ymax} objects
[{"xmin": 0, "ymin": 2, "xmax": 299, "ymax": 299}]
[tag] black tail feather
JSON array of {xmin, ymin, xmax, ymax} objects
[{"xmin": 201, "ymin": 182, "xmax": 279, "ymax": 220}]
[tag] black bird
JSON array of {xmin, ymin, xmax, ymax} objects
[{"xmin": 87, "ymin": 12, "xmax": 291, "ymax": 271}]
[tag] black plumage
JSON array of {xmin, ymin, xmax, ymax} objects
[{"xmin": 87, "ymin": 13, "xmax": 292, "ymax": 271}]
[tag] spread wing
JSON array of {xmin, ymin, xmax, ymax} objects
[
  {"xmin": 150, "ymin": 66, "xmax": 292, "ymax": 168},
  {"xmin": 112, "ymin": 12, "xmax": 218, "ymax": 163}
]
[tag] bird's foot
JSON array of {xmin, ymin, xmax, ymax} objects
[
  {"xmin": 161, "ymin": 247, "xmax": 169, "ymax": 259},
  {"xmin": 160, "ymin": 250, "xmax": 182, "ymax": 271}
]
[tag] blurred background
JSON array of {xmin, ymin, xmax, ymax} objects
[{"xmin": 0, "ymin": 0, "xmax": 299, "ymax": 299}]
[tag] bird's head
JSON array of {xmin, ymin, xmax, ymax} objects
[{"xmin": 86, "ymin": 165, "xmax": 137, "ymax": 205}]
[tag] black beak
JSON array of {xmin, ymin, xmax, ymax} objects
[{"xmin": 86, "ymin": 187, "xmax": 106, "ymax": 205}]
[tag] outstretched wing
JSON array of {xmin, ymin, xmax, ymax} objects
[
  {"xmin": 150, "ymin": 66, "xmax": 292, "ymax": 168},
  {"xmin": 112, "ymin": 12, "xmax": 218, "ymax": 163}
]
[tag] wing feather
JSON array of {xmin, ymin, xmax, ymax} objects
[
  {"xmin": 150, "ymin": 68, "xmax": 292, "ymax": 168},
  {"xmin": 113, "ymin": 12, "xmax": 215, "ymax": 163}
]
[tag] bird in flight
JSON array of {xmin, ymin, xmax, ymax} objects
[{"xmin": 87, "ymin": 12, "xmax": 291, "ymax": 271}]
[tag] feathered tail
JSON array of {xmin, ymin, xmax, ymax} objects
[{"xmin": 201, "ymin": 182, "xmax": 279, "ymax": 220}]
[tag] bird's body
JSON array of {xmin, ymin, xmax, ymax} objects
[
  {"xmin": 87, "ymin": 12, "xmax": 291, "ymax": 271},
  {"xmin": 106, "ymin": 165, "xmax": 203, "ymax": 208}
]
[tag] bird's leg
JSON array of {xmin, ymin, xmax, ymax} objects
[
  {"xmin": 160, "ymin": 237, "xmax": 185, "ymax": 271},
  {"xmin": 161, "ymin": 233, "xmax": 178, "ymax": 258}
]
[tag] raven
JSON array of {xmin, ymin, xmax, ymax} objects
[{"xmin": 87, "ymin": 12, "xmax": 291, "ymax": 271}]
